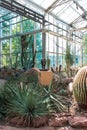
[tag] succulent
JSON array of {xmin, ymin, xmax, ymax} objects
[
  {"xmin": 73, "ymin": 66, "xmax": 87, "ymax": 108},
  {"xmin": 43, "ymin": 84, "xmax": 67, "ymax": 113},
  {"xmin": 4, "ymin": 82, "xmax": 48, "ymax": 127}
]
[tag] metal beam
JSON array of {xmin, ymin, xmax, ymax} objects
[
  {"xmin": 73, "ymin": 0, "xmax": 86, "ymax": 13},
  {"xmin": 23, "ymin": 0, "xmax": 45, "ymax": 12},
  {"xmin": 0, "ymin": 28, "xmax": 44, "ymax": 40},
  {"xmin": 0, "ymin": 26, "xmax": 82, "ymax": 42},
  {"xmin": 73, "ymin": 0, "xmax": 87, "ymax": 20},
  {"xmin": 70, "ymin": 16, "xmax": 82, "ymax": 25},
  {"xmin": 0, "ymin": 14, "xmax": 19, "ymax": 24},
  {"xmin": 0, "ymin": 0, "xmax": 44, "ymax": 24},
  {"xmin": 14, "ymin": 0, "xmax": 68, "ymax": 26},
  {"xmin": 45, "ymin": 0, "xmax": 60, "ymax": 13},
  {"xmin": 71, "ymin": 27, "xmax": 87, "ymax": 32},
  {"xmin": 46, "ymin": 0, "xmax": 71, "ymax": 13},
  {"xmin": 44, "ymin": 29, "xmax": 82, "ymax": 44},
  {"xmin": 18, "ymin": 0, "xmax": 69, "ymax": 26}
]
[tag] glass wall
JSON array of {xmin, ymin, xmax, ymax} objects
[
  {"xmin": 0, "ymin": 11, "xmax": 83, "ymax": 69},
  {"xmin": 0, "ymin": 13, "xmax": 42, "ymax": 68},
  {"xmin": 45, "ymin": 14, "xmax": 83, "ymax": 69}
]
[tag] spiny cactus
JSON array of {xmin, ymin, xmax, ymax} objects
[{"xmin": 73, "ymin": 66, "xmax": 87, "ymax": 108}]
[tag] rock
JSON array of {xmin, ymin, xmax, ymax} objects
[
  {"xmin": 62, "ymin": 78, "xmax": 73, "ymax": 84},
  {"xmin": 57, "ymin": 126, "xmax": 72, "ymax": 130},
  {"xmin": 21, "ymin": 67, "xmax": 41, "ymax": 84},
  {"xmin": 69, "ymin": 116, "xmax": 87, "ymax": 128},
  {"xmin": 57, "ymin": 126, "xmax": 87, "ymax": 130},
  {"xmin": 54, "ymin": 113, "xmax": 71, "ymax": 117},
  {"xmin": 51, "ymin": 74, "xmax": 60, "ymax": 87},
  {"xmin": 32, "ymin": 116, "xmax": 48, "ymax": 128},
  {"xmin": 52, "ymin": 74, "xmax": 60, "ymax": 82},
  {"xmin": 69, "ymin": 103, "xmax": 79, "ymax": 116},
  {"xmin": 49, "ymin": 116, "xmax": 68, "ymax": 127},
  {"xmin": 67, "ymin": 82, "xmax": 73, "ymax": 94}
]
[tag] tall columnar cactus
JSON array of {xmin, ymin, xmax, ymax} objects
[{"xmin": 73, "ymin": 66, "xmax": 87, "ymax": 108}]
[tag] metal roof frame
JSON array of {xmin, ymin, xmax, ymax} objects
[{"xmin": 0, "ymin": 0, "xmax": 44, "ymax": 24}]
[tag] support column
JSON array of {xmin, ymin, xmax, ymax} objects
[
  {"xmin": 10, "ymin": 18, "xmax": 12, "ymax": 68},
  {"xmin": 56, "ymin": 23, "xmax": 59, "ymax": 66},
  {"xmin": 0, "ymin": 18, "xmax": 2, "ymax": 68},
  {"xmin": 81, "ymin": 40, "xmax": 83, "ymax": 66},
  {"xmin": 20, "ymin": 16, "xmax": 23, "ymax": 33},
  {"xmin": 33, "ymin": 21, "xmax": 36, "ymax": 67},
  {"xmin": 74, "ymin": 33, "xmax": 76, "ymax": 67},
  {"xmin": 53, "ymin": 18, "xmax": 55, "ymax": 66},
  {"xmin": 42, "ymin": 17, "xmax": 46, "ymax": 59},
  {"xmin": 62, "ymin": 24, "xmax": 63, "ymax": 65}
]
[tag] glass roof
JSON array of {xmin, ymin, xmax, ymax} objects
[
  {"xmin": 15, "ymin": 0, "xmax": 87, "ymax": 29},
  {"xmin": 78, "ymin": 0, "xmax": 87, "ymax": 11},
  {"xmin": 1, "ymin": 0, "xmax": 87, "ymax": 31}
]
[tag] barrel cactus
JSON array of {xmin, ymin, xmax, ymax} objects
[{"xmin": 73, "ymin": 66, "xmax": 87, "ymax": 109}]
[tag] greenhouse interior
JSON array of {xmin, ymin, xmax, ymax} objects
[{"xmin": 0, "ymin": 0, "xmax": 87, "ymax": 130}]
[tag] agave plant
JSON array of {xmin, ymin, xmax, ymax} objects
[
  {"xmin": 43, "ymin": 83, "xmax": 67, "ymax": 113},
  {"xmin": 5, "ymin": 83, "xmax": 48, "ymax": 126}
]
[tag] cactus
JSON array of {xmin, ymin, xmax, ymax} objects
[
  {"xmin": 73, "ymin": 66, "xmax": 87, "ymax": 109},
  {"xmin": 47, "ymin": 57, "xmax": 50, "ymax": 70}
]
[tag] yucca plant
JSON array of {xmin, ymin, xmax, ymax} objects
[
  {"xmin": 1, "ymin": 78, "xmax": 68, "ymax": 126},
  {"xmin": 0, "ymin": 79, "xmax": 20, "ymax": 120},
  {"xmin": 5, "ymin": 83, "xmax": 49, "ymax": 127}
]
